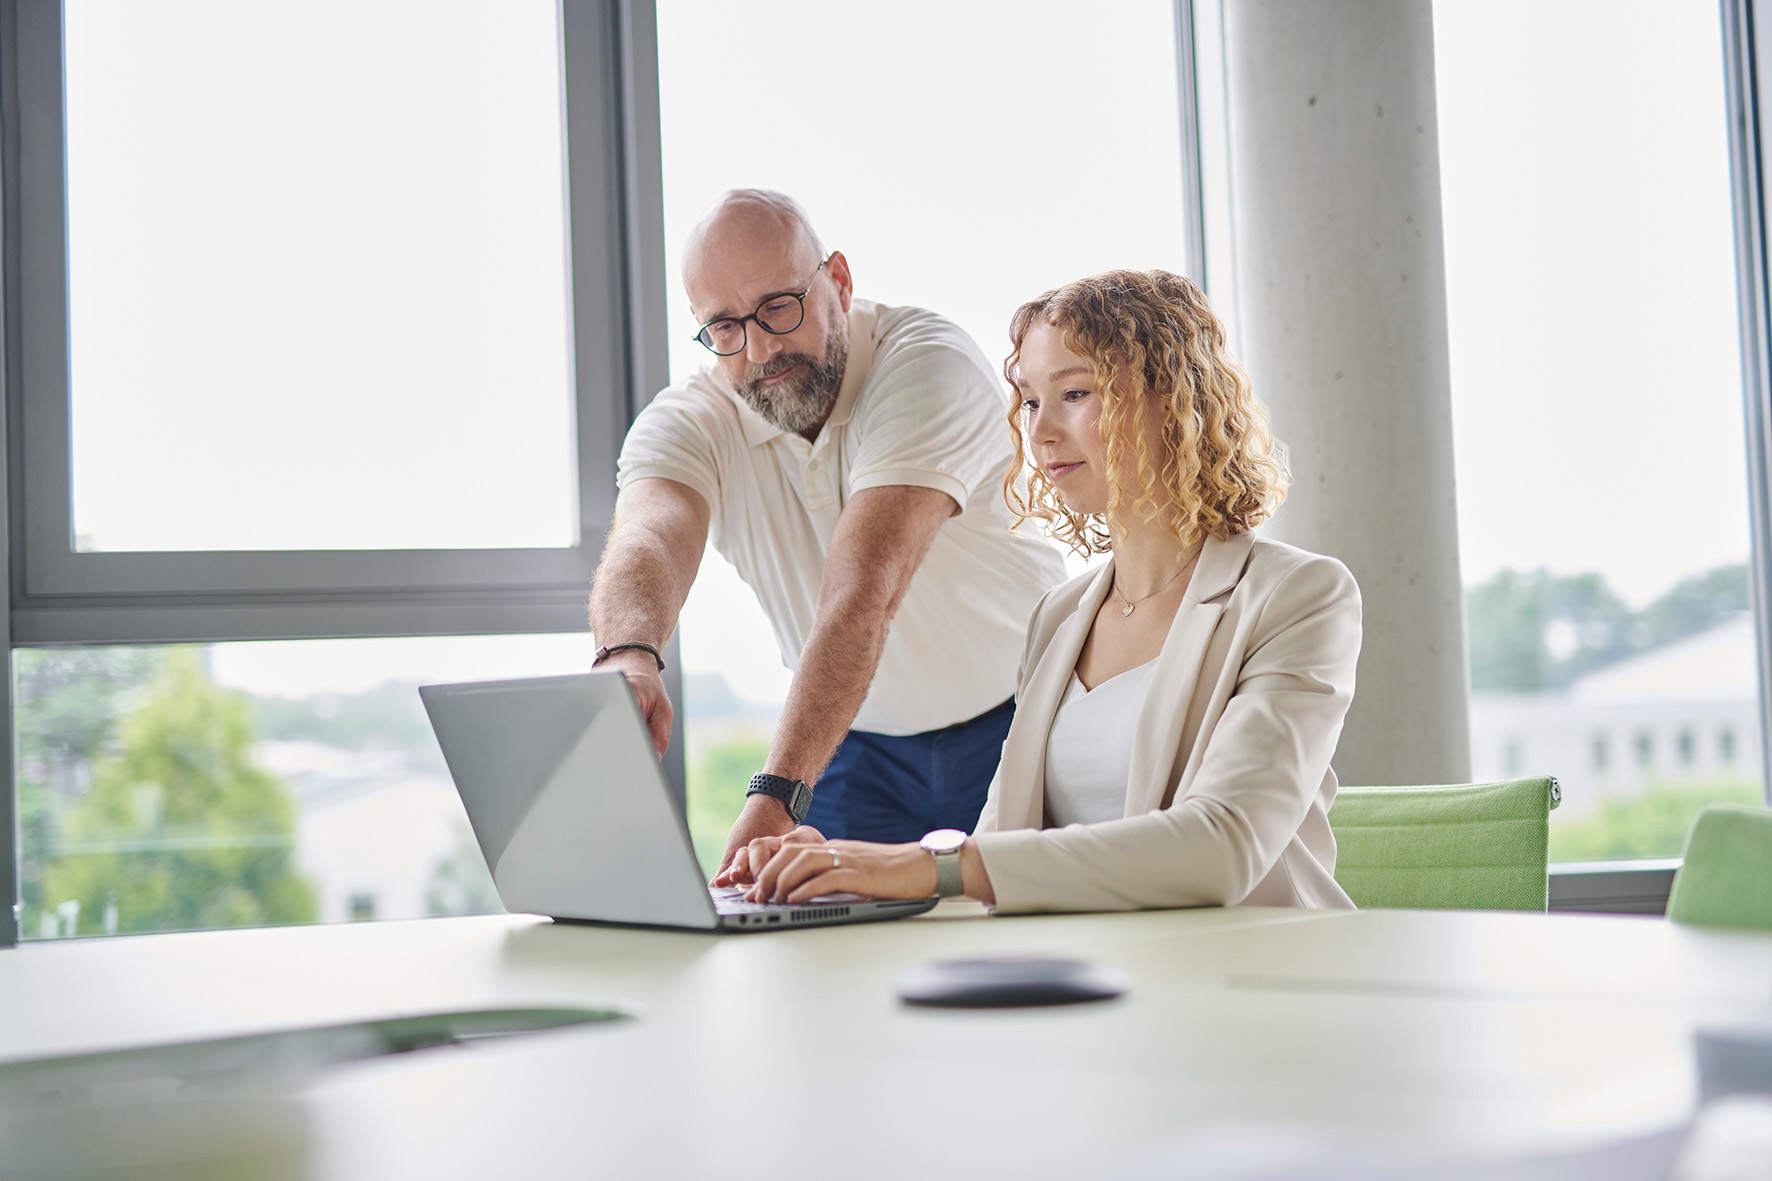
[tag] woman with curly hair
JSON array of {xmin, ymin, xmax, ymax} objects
[{"xmin": 721, "ymin": 270, "xmax": 1361, "ymax": 912}]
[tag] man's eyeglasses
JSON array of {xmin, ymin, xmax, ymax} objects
[{"xmin": 692, "ymin": 258, "xmax": 829, "ymax": 356}]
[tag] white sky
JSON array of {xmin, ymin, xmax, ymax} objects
[
  {"xmin": 1434, "ymin": 0, "xmax": 1749, "ymax": 606},
  {"xmin": 65, "ymin": 0, "xmax": 578, "ymax": 553},
  {"xmin": 67, "ymin": 1, "xmax": 1757, "ymax": 699}
]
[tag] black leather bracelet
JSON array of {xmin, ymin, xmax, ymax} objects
[
  {"xmin": 593, "ymin": 641, "xmax": 665, "ymax": 672},
  {"xmin": 747, "ymin": 772, "xmax": 814, "ymax": 825}
]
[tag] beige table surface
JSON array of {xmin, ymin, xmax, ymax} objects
[{"xmin": 2, "ymin": 904, "xmax": 1770, "ymax": 1178}]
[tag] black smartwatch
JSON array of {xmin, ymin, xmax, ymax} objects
[{"xmin": 747, "ymin": 773, "xmax": 814, "ymax": 825}]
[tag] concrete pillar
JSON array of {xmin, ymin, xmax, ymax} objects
[{"xmin": 1222, "ymin": 0, "xmax": 1471, "ymax": 786}]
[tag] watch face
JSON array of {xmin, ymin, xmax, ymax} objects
[{"xmin": 921, "ymin": 828, "xmax": 968, "ymax": 854}]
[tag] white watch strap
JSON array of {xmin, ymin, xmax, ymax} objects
[{"xmin": 933, "ymin": 849, "xmax": 964, "ymax": 898}]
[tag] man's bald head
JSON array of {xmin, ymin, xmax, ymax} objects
[
  {"xmin": 681, "ymin": 190, "xmax": 854, "ymax": 439},
  {"xmin": 682, "ymin": 189, "xmax": 826, "ymax": 309}
]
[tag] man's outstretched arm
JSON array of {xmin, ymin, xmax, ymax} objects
[
  {"xmin": 588, "ymin": 477, "xmax": 711, "ymax": 755},
  {"xmin": 714, "ymin": 483, "xmax": 957, "ymax": 876}
]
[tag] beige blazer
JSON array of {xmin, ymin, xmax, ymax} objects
[{"xmin": 973, "ymin": 531, "xmax": 1361, "ymax": 913}]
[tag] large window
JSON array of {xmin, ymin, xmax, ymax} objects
[
  {"xmin": 2, "ymin": 0, "xmax": 667, "ymax": 944},
  {"xmin": 653, "ymin": 0, "xmax": 1194, "ymax": 866},
  {"xmin": 1435, "ymin": 0, "xmax": 1764, "ymax": 861},
  {"xmin": 7, "ymin": 0, "xmax": 650, "ymax": 646},
  {"xmin": 64, "ymin": 1, "xmax": 579, "ymax": 556},
  {"xmin": 18, "ymin": 0, "xmax": 1772, "ymax": 941}
]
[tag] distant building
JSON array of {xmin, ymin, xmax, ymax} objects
[
  {"xmin": 259, "ymin": 740, "xmax": 484, "ymax": 923},
  {"xmin": 1469, "ymin": 613, "xmax": 1761, "ymax": 816}
]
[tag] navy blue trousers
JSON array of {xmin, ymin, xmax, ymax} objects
[{"xmin": 803, "ymin": 698, "xmax": 1015, "ymax": 843}]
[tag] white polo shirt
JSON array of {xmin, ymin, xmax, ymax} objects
[{"xmin": 617, "ymin": 300, "xmax": 1066, "ymax": 736}]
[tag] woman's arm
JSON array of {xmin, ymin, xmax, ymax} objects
[
  {"xmin": 743, "ymin": 835, "xmax": 998, "ymax": 905},
  {"xmin": 738, "ymin": 554, "xmax": 1357, "ymax": 912}
]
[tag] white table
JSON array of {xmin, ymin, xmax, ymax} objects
[{"xmin": 2, "ymin": 905, "xmax": 1770, "ymax": 1178}]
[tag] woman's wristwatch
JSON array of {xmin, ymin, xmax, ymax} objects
[{"xmin": 920, "ymin": 828, "xmax": 968, "ymax": 897}]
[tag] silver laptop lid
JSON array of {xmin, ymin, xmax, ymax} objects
[{"xmin": 419, "ymin": 672, "xmax": 718, "ymax": 930}]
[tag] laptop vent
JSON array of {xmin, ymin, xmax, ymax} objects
[{"xmin": 790, "ymin": 906, "xmax": 851, "ymax": 922}]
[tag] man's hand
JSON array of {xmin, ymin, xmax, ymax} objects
[
  {"xmin": 602, "ymin": 649, "xmax": 672, "ymax": 756},
  {"xmin": 713, "ymin": 794, "xmax": 800, "ymax": 881},
  {"xmin": 712, "ymin": 824, "xmax": 825, "ymax": 887}
]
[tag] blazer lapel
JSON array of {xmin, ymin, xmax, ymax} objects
[
  {"xmin": 1122, "ymin": 532, "xmax": 1254, "ymax": 816},
  {"xmin": 992, "ymin": 561, "xmax": 1116, "ymax": 831}
]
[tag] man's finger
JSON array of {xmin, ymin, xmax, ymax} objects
[
  {"xmin": 714, "ymin": 837, "xmax": 745, "ymax": 880},
  {"xmin": 645, "ymin": 700, "xmax": 671, "ymax": 756},
  {"xmin": 749, "ymin": 842, "xmax": 796, "ymax": 902},
  {"xmin": 745, "ymin": 836, "xmax": 783, "ymax": 881}
]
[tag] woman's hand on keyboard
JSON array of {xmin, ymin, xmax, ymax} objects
[{"xmin": 746, "ymin": 839, "xmax": 938, "ymax": 905}]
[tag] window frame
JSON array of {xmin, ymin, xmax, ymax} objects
[
  {"xmin": 1540, "ymin": 0, "xmax": 1772, "ymax": 911},
  {"xmin": 3, "ymin": 0, "xmax": 667, "ymax": 647},
  {"xmin": 0, "ymin": 0, "xmax": 671, "ymax": 947},
  {"xmin": 1187, "ymin": 0, "xmax": 1770, "ymax": 913},
  {"xmin": 1725, "ymin": 0, "xmax": 1772, "ymax": 815}
]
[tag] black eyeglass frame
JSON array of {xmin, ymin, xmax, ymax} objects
[{"xmin": 691, "ymin": 257, "xmax": 830, "ymax": 356}]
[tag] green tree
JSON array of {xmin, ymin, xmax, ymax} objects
[
  {"xmin": 15, "ymin": 646, "xmax": 166, "ymax": 936},
  {"xmin": 1466, "ymin": 563, "xmax": 1750, "ymax": 692},
  {"xmin": 1550, "ymin": 781, "xmax": 1762, "ymax": 862},
  {"xmin": 1636, "ymin": 564, "xmax": 1752, "ymax": 650},
  {"xmin": 687, "ymin": 733, "xmax": 771, "ymax": 877},
  {"xmin": 249, "ymin": 679, "xmax": 443, "ymax": 771},
  {"xmin": 39, "ymin": 649, "xmax": 316, "ymax": 936},
  {"xmin": 1466, "ymin": 568, "xmax": 1634, "ymax": 691}
]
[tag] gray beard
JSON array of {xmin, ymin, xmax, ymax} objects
[{"xmin": 737, "ymin": 334, "xmax": 848, "ymax": 435}]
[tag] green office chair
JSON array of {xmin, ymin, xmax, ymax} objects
[
  {"xmin": 1665, "ymin": 804, "xmax": 1772, "ymax": 930},
  {"xmin": 1327, "ymin": 777, "xmax": 1561, "ymax": 911}
]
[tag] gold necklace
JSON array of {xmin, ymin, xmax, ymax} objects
[{"xmin": 1110, "ymin": 563, "xmax": 1187, "ymax": 618}]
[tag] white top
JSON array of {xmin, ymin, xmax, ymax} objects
[
  {"xmin": 618, "ymin": 300, "xmax": 1066, "ymax": 735},
  {"xmin": 1043, "ymin": 662, "xmax": 1156, "ymax": 826},
  {"xmin": 973, "ymin": 534, "xmax": 1359, "ymax": 913}
]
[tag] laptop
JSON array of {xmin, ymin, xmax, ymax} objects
[{"xmin": 418, "ymin": 671, "xmax": 938, "ymax": 932}]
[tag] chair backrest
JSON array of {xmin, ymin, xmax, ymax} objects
[
  {"xmin": 1666, "ymin": 804, "xmax": 1772, "ymax": 930},
  {"xmin": 1327, "ymin": 777, "xmax": 1561, "ymax": 911}
]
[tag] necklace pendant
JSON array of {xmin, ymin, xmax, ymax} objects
[{"xmin": 1120, "ymin": 603, "xmax": 1135, "ymax": 618}]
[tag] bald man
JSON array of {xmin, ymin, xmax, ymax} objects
[{"xmin": 589, "ymin": 189, "xmax": 1064, "ymax": 874}]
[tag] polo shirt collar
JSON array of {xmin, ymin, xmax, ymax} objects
[{"xmin": 718, "ymin": 300, "xmax": 882, "ymax": 449}]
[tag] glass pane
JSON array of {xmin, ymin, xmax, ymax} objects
[
  {"xmin": 64, "ymin": 0, "xmax": 577, "ymax": 553},
  {"xmin": 17, "ymin": 634, "xmax": 618, "ymax": 940},
  {"xmin": 1435, "ymin": 0, "xmax": 1765, "ymax": 859},
  {"xmin": 657, "ymin": 0, "xmax": 1182, "ymax": 847}
]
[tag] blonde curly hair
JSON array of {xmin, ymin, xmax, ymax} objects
[{"xmin": 1002, "ymin": 269, "xmax": 1288, "ymax": 556}]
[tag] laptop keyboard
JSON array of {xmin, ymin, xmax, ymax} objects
[{"xmin": 709, "ymin": 886, "xmax": 773, "ymax": 914}]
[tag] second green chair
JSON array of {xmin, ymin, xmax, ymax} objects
[
  {"xmin": 1666, "ymin": 804, "xmax": 1772, "ymax": 930},
  {"xmin": 1327, "ymin": 777, "xmax": 1561, "ymax": 911}
]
